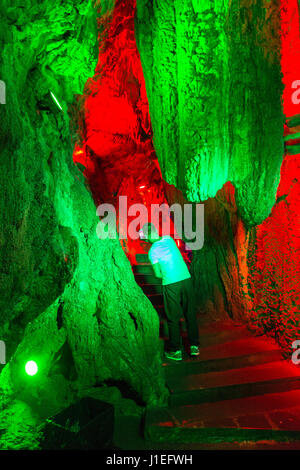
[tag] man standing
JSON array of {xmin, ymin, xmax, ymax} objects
[{"xmin": 141, "ymin": 223, "xmax": 199, "ymax": 361}]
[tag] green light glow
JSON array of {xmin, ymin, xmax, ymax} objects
[
  {"xmin": 284, "ymin": 131, "xmax": 300, "ymax": 141},
  {"xmin": 25, "ymin": 360, "xmax": 38, "ymax": 376},
  {"xmin": 50, "ymin": 91, "xmax": 63, "ymax": 111}
]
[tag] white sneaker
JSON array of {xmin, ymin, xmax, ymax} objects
[
  {"xmin": 165, "ymin": 350, "xmax": 182, "ymax": 361},
  {"xmin": 190, "ymin": 345, "xmax": 200, "ymax": 356}
]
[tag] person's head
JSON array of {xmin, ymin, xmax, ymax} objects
[{"xmin": 141, "ymin": 223, "xmax": 160, "ymax": 244}]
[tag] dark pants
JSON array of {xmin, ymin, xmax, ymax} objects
[{"xmin": 162, "ymin": 277, "xmax": 199, "ymax": 351}]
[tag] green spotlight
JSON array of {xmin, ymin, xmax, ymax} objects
[{"xmin": 25, "ymin": 361, "xmax": 38, "ymax": 376}]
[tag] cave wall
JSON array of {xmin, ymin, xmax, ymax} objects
[
  {"xmin": 246, "ymin": 0, "xmax": 300, "ymax": 357},
  {"xmin": 0, "ymin": 0, "xmax": 167, "ymax": 448},
  {"xmin": 247, "ymin": 152, "xmax": 300, "ymax": 355},
  {"xmin": 78, "ymin": 0, "xmax": 299, "ymax": 357},
  {"xmin": 189, "ymin": 182, "xmax": 252, "ymax": 322},
  {"xmin": 134, "ymin": 0, "xmax": 285, "ymax": 321},
  {"xmin": 135, "ymin": 0, "xmax": 284, "ymax": 227},
  {"xmin": 75, "ymin": 0, "xmax": 185, "ymax": 264},
  {"xmin": 135, "ymin": 0, "xmax": 299, "ymax": 355},
  {"xmin": 0, "ymin": 0, "xmax": 298, "ymax": 452}
]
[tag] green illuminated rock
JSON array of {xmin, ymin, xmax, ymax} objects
[
  {"xmin": 0, "ymin": 0, "xmax": 167, "ymax": 448},
  {"xmin": 135, "ymin": 0, "xmax": 284, "ymax": 226}
]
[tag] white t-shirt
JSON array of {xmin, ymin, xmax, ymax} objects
[{"xmin": 148, "ymin": 236, "xmax": 191, "ymax": 286}]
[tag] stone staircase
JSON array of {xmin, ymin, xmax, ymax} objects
[
  {"xmin": 129, "ymin": 254, "xmax": 300, "ymax": 449},
  {"xmin": 145, "ymin": 322, "xmax": 300, "ymax": 448},
  {"xmin": 133, "ymin": 252, "xmax": 193, "ymax": 339},
  {"xmin": 133, "ymin": 253, "xmax": 168, "ymax": 337}
]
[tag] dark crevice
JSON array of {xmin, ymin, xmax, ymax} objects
[{"xmin": 128, "ymin": 311, "xmax": 138, "ymax": 330}]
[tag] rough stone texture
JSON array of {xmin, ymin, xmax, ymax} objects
[
  {"xmin": 135, "ymin": 0, "xmax": 299, "ymax": 357},
  {"xmin": 247, "ymin": 152, "xmax": 300, "ymax": 358},
  {"xmin": 245, "ymin": 0, "xmax": 300, "ymax": 358},
  {"xmin": 135, "ymin": 0, "xmax": 284, "ymax": 227},
  {"xmin": 81, "ymin": 0, "xmax": 299, "ymax": 360},
  {"xmin": 75, "ymin": 0, "xmax": 184, "ymax": 264},
  {"xmin": 0, "ymin": 0, "xmax": 167, "ymax": 449},
  {"xmin": 74, "ymin": 0, "xmax": 252, "ymax": 325},
  {"xmin": 0, "ymin": 0, "xmax": 299, "ymax": 450},
  {"xmin": 190, "ymin": 182, "xmax": 252, "ymax": 321}
]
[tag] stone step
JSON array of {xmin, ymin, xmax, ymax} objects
[
  {"xmin": 133, "ymin": 264, "xmax": 153, "ymax": 275},
  {"xmin": 136, "ymin": 253, "xmax": 149, "ymax": 263},
  {"xmin": 145, "ymin": 389, "xmax": 300, "ymax": 444},
  {"xmin": 148, "ymin": 293, "xmax": 163, "ymax": 306},
  {"xmin": 195, "ymin": 333, "xmax": 280, "ymax": 361},
  {"xmin": 134, "ymin": 272, "xmax": 159, "ymax": 285},
  {"xmin": 195, "ymin": 324, "xmax": 253, "ymax": 348},
  {"xmin": 160, "ymin": 318, "xmax": 263, "ymax": 349},
  {"xmin": 286, "ymin": 144, "xmax": 300, "ymax": 155},
  {"xmin": 163, "ymin": 348, "xmax": 282, "ymax": 376},
  {"xmin": 159, "ymin": 321, "xmax": 169, "ymax": 339},
  {"xmin": 160, "ymin": 327, "xmax": 283, "ymax": 377},
  {"xmin": 163, "ymin": 328, "xmax": 281, "ymax": 368},
  {"xmin": 138, "ymin": 283, "xmax": 162, "ymax": 295},
  {"xmin": 168, "ymin": 360, "xmax": 300, "ymax": 393},
  {"xmin": 155, "ymin": 305, "xmax": 165, "ymax": 317},
  {"xmin": 286, "ymin": 113, "xmax": 300, "ymax": 127},
  {"xmin": 114, "ymin": 407, "xmax": 300, "ymax": 450},
  {"xmin": 167, "ymin": 360, "xmax": 300, "ymax": 406}
]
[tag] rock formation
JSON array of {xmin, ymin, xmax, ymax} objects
[{"xmin": 0, "ymin": 0, "xmax": 167, "ymax": 449}]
